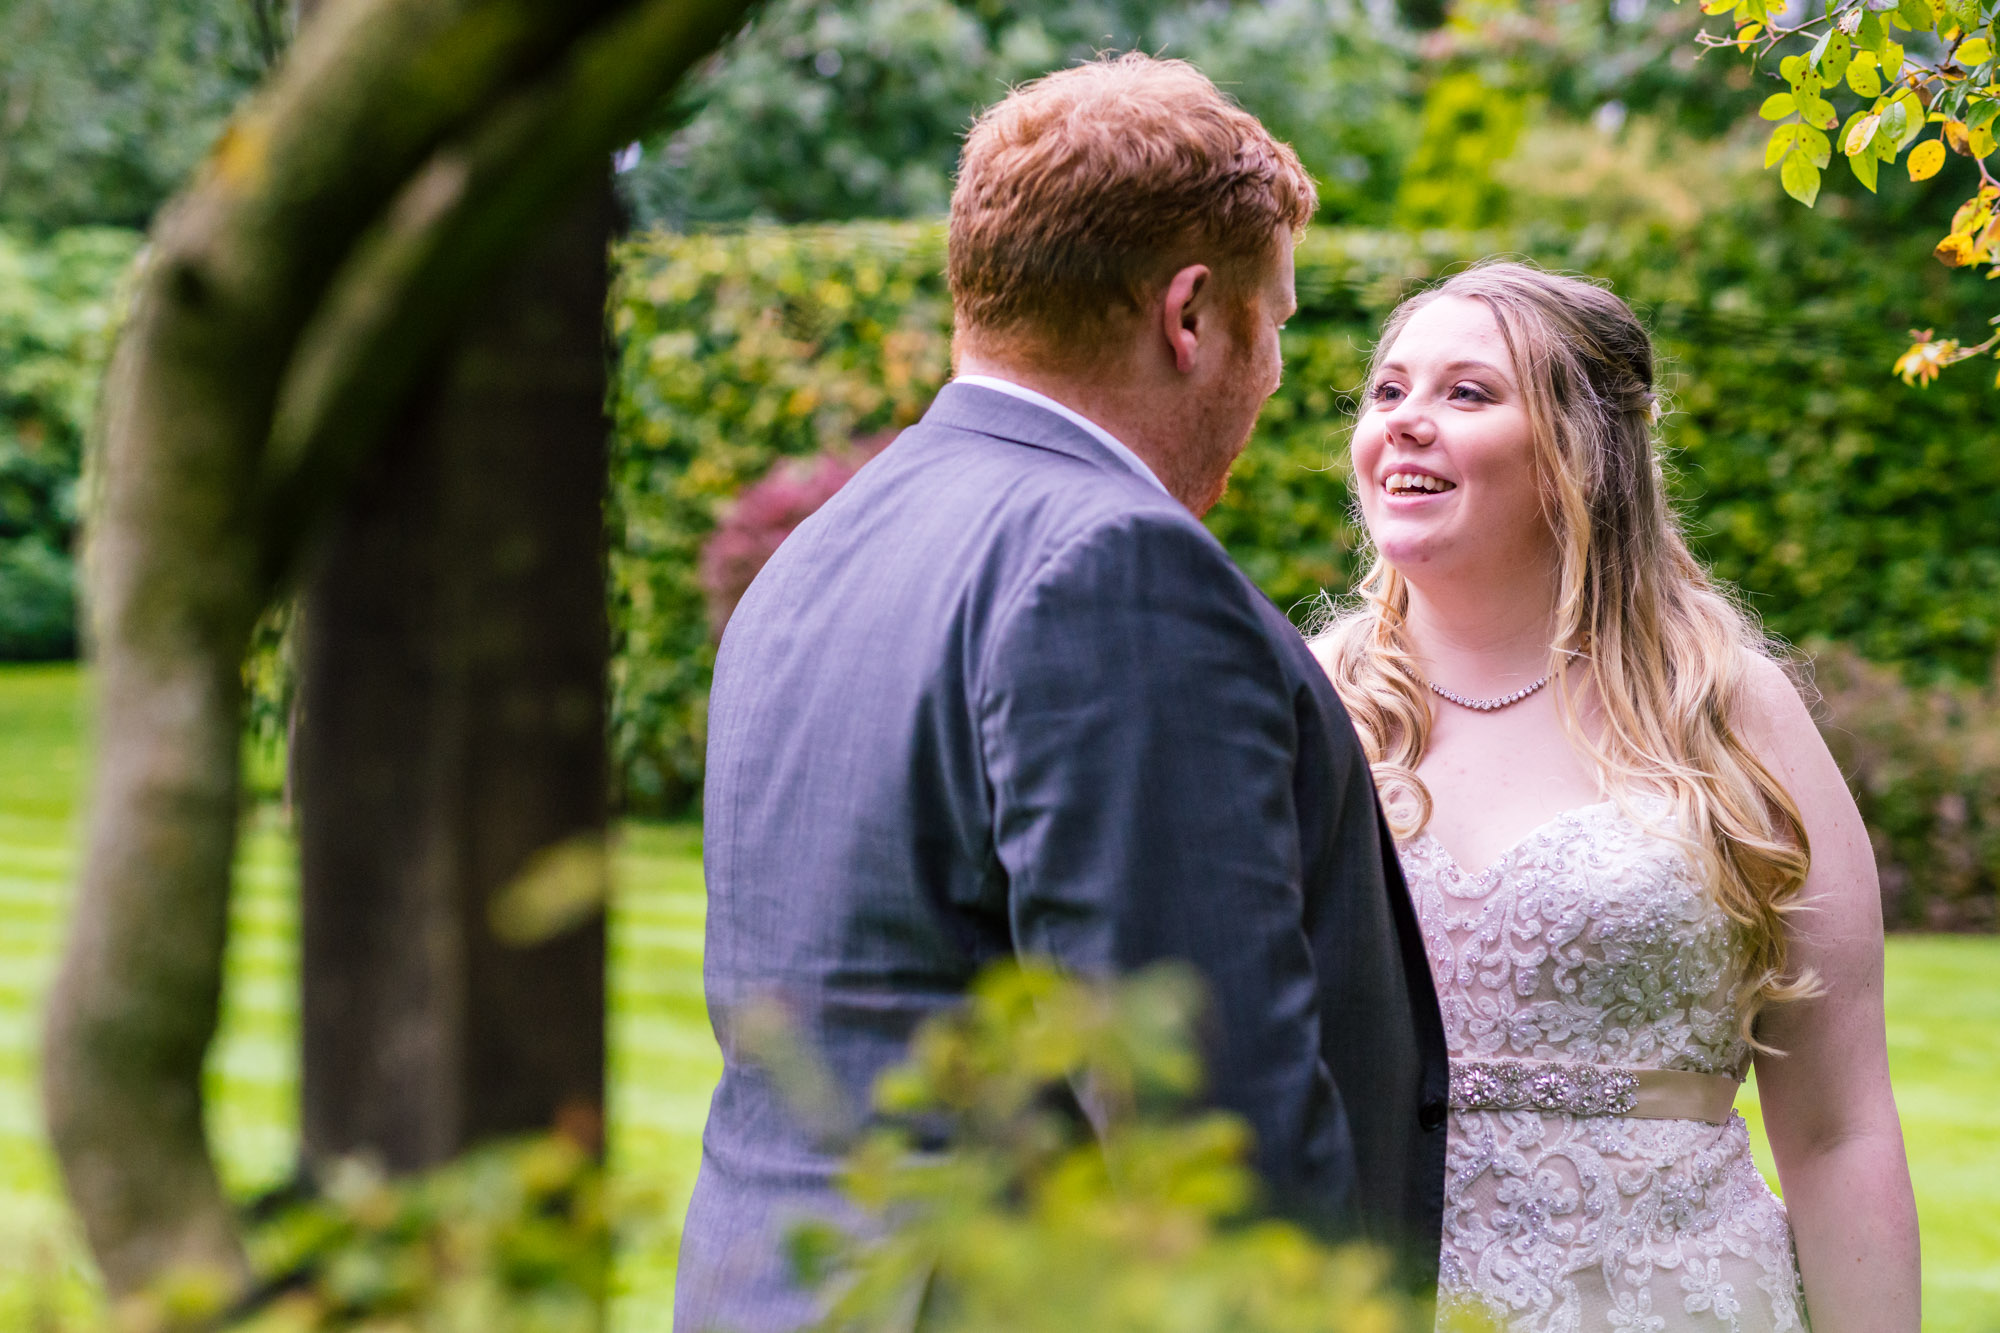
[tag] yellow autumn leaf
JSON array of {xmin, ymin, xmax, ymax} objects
[
  {"xmin": 1910, "ymin": 139, "xmax": 1948, "ymax": 179},
  {"xmin": 1893, "ymin": 335, "xmax": 1957, "ymax": 386},
  {"xmin": 1946, "ymin": 120, "xmax": 1973, "ymax": 154},
  {"xmin": 1935, "ymin": 233, "xmax": 1977, "ymax": 266},
  {"xmin": 1845, "ymin": 113, "xmax": 1882, "ymax": 156}
]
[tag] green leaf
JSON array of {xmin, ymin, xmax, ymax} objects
[
  {"xmin": 1766, "ymin": 122, "xmax": 1803, "ymax": 166},
  {"xmin": 1972, "ymin": 100, "xmax": 2000, "ymax": 132},
  {"xmin": 1781, "ymin": 150, "xmax": 1824, "ymax": 205},
  {"xmin": 1849, "ymin": 54, "xmax": 1885, "ymax": 96},
  {"xmin": 1800, "ymin": 124, "xmax": 1834, "ymax": 167},
  {"xmin": 1761, "ymin": 92, "xmax": 1799, "ymax": 119},
  {"xmin": 1883, "ymin": 38, "xmax": 1907, "ymax": 79},
  {"xmin": 1893, "ymin": 90, "xmax": 1927, "ymax": 148},
  {"xmin": 1899, "ymin": 0, "xmax": 1937, "ymax": 30},
  {"xmin": 1859, "ymin": 9, "xmax": 1887, "ymax": 52},
  {"xmin": 1957, "ymin": 37, "xmax": 1994, "ymax": 64},
  {"xmin": 1882, "ymin": 100, "xmax": 1909, "ymax": 143},
  {"xmin": 1821, "ymin": 32, "xmax": 1855, "ymax": 83},
  {"xmin": 1781, "ymin": 53, "xmax": 1809, "ymax": 85},
  {"xmin": 1851, "ymin": 144, "xmax": 1882, "ymax": 190}
]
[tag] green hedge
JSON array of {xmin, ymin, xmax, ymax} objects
[
  {"xmin": 607, "ymin": 204, "xmax": 2000, "ymax": 814},
  {"xmin": 608, "ymin": 226, "xmax": 955, "ymax": 810}
]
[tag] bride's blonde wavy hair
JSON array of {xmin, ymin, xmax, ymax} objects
[{"xmin": 1315, "ymin": 260, "xmax": 1818, "ymax": 1041}]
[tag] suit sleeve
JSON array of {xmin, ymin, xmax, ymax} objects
[{"xmin": 976, "ymin": 513, "xmax": 1355, "ymax": 1231}]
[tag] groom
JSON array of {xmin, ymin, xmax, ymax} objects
[{"xmin": 676, "ymin": 54, "xmax": 1447, "ymax": 1331}]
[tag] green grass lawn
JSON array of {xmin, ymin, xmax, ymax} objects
[
  {"xmin": 0, "ymin": 665, "xmax": 716, "ymax": 1331},
  {"xmin": 0, "ymin": 663, "xmax": 1995, "ymax": 1330}
]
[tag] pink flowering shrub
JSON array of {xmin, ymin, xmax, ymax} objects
[{"xmin": 698, "ymin": 435, "xmax": 892, "ymax": 634}]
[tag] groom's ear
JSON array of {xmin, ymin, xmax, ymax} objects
[{"xmin": 1160, "ymin": 264, "xmax": 1212, "ymax": 376}]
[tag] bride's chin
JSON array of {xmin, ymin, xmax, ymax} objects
[{"xmin": 1372, "ymin": 533, "xmax": 1449, "ymax": 570}]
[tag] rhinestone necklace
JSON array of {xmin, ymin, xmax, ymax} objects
[{"xmin": 1422, "ymin": 673, "xmax": 1551, "ymax": 712}]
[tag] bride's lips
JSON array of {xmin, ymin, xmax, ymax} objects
[{"xmin": 1378, "ymin": 464, "xmax": 1457, "ymax": 502}]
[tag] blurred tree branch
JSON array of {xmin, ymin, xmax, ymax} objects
[{"xmin": 38, "ymin": 0, "xmax": 758, "ymax": 1317}]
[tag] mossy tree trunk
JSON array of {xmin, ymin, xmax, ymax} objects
[{"xmin": 39, "ymin": 0, "xmax": 757, "ymax": 1313}]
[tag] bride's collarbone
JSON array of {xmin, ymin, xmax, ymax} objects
[{"xmin": 1416, "ymin": 713, "xmax": 1605, "ymax": 876}]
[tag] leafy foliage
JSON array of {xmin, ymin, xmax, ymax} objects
[
  {"xmin": 1682, "ymin": 0, "xmax": 2000, "ymax": 381},
  {"xmin": 772, "ymin": 962, "xmax": 1458, "ymax": 1333},
  {"xmin": 615, "ymin": 0, "xmax": 1417, "ymax": 229},
  {"xmin": 1394, "ymin": 71, "xmax": 1532, "ymax": 230},
  {"xmin": 181, "ymin": 1134, "xmax": 613, "ymax": 1333},
  {"xmin": 1442, "ymin": 0, "xmax": 1768, "ymax": 140},
  {"xmin": 1812, "ymin": 644, "xmax": 2000, "ymax": 930},
  {"xmin": 0, "ymin": 0, "xmax": 270, "ymax": 231},
  {"xmin": 0, "ymin": 226, "xmax": 140, "ymax": 659},
  {"xmin": 607, "ymin": 225, "xmax": 953, "ymax": 810}
]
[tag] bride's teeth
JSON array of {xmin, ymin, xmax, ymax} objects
[{"xmin": 1386, "ymin": 473, "xmax": 1452, "ymax": 493}]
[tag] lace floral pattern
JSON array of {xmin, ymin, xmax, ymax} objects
[{"xmin": 1403, "ymin": 800, "xmax": 1807, "ymax": 1332}]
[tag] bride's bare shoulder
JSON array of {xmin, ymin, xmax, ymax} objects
[
  {"xmin": 1731, "ymin": 648, "xmax": 1879, "ymax": 912},
  {"xmin": 1730, "ymin": 651, "xmax": 1822, "ymax": 775}
]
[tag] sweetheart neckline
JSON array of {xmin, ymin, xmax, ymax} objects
[{"xmin": 1410, "ymin": 798, "xmax": 1621, "ymax": 882}]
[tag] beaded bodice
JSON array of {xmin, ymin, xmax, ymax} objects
[
  {"xmin": 1408, "ymin": 798, "xmax": 1750, "ymax": 1080},
  {"xmin": 1402, "ymin": 799, "xmax": 1806, "ymax": 1333}
]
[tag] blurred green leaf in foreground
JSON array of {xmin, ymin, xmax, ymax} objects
[{"xmin": 757, "ymin": 961, "xmax": 1484, "ymax": 1333}]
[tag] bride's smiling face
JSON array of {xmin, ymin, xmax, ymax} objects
[{"xmin": 1351, "ymin": 295, "xmax": 1552, "ymax": 579}]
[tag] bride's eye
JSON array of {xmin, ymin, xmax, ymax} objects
[
  {"xmin": 1450, "ymin": 383, "xmax": 1492, "ymax": 403},
  {"xmin": 1370, "ymin": 382, "xmax": 1405, "ymax": 403}
]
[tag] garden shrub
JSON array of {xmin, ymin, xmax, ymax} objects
[
  {"xmin": 0, "ymin": 227, "xmax": 138, "ymax": 659},
  {"xmin": 129, "ymin": 1132, "xmax": 616, "ymax": 1332},
  {"xmin": 1810, "ymin": 644, "xmax": 2000, "ymax": 932}
]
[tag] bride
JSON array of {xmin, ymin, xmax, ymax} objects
[{"xmin": 1314, "ymin": 262, "xmax": 1919, "ymax": 1331}]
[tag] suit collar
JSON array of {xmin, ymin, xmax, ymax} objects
[{"xmin": 923, "ymin": 379, "xmax": 1147, "ymax": 483}]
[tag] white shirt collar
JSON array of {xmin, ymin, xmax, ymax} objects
[{"xmin": 952, "ymin": 374, "xmax": 1170, "ymax": 497}]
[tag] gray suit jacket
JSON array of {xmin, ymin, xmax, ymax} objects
[{"xmin": 675, "ymin": 383, "xmax": 1448, "ymax": 1332}]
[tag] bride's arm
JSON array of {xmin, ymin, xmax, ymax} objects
[{"xmin": 1741, "ymin": 657, "xmax": 1921, "ymax": 1333}]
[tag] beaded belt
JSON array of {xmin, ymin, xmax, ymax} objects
[{"xmin": 1449, "ymin": 1058, "xmax": 1741, "ymax": 1125}]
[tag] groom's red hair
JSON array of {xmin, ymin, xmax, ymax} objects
[{"xmin": 948, "ymin": 54, "xmax": 1316, "ymax": 367}]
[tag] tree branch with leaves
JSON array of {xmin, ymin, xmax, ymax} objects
[{"xmin": 1684, "ymin": 0, "xmax": 2000, "ymax": 384}]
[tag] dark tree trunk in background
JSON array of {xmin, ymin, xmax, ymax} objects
[{"xmin": 296, "ymin": 185, "xmax": 613, "ymax": 1171}]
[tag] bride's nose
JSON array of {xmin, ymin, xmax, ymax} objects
[{"xmin": 1380, "ymin": 398, "xmax": 1437, "ymax": 449}]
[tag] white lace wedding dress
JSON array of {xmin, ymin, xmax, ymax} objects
[{"xmin": 1401, "ymin": 798, "xmax": 1809, "ymax": 1332}]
